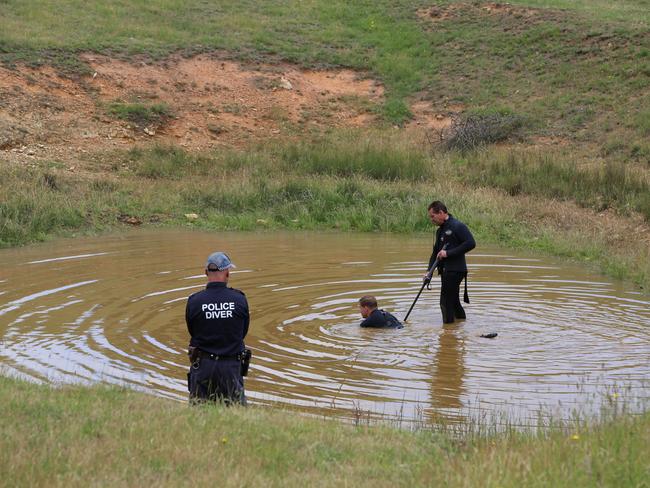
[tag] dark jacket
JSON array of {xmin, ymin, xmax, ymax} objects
[
  {"xmin": 429, "ymin": 214, "xmax": 476, "ymax": 273},
  {"xmin": 186, "ymin": 281, "xmax": 249, "ymax": 357},
  {"xmin": 360, "ymin": 309, "xmax": 403, "ymax": 329}
]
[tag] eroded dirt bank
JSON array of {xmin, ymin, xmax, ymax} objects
[
  {"xmin": 1, "ymin": 52, "xmax": 648, "ymax": 289},
  {"xmin": 1, "ymin": 53, "xmax": 457, "ymax": 169}
]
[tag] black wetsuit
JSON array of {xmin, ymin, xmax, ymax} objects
[
  {"xmin": 186, "ymin": 281, "xmax": 249, "ymax": 404},
  {"xmin": 360, "ymin": 309, "xmax": 403, "ymax": 329},
  {"xmin": 429, "ymin": 214, "xmax": 476, "ymax": 324}
]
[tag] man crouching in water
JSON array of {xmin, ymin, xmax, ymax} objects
[
  {"xmin": 358, "ymin": 295, "xmax": 403, "ymax": 329},
  {"xmin": 186, "ymin": 252, "xmax": 249, "ymax": 405}
]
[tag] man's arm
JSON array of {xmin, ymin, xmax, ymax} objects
[
  {"xmin": 242, "ymin": 298, "xmax": 250, "ymax": 339},
  {"xmin": 428, "ymin": 228, "xmax": 441, "ymax": 269},
  {"xmin": 446, "ymin": 222, "xmax": 476, "ymax": 258},
  {"xmin": 185, "ymin": 299, "xmax": 193, "ymax": 337}
]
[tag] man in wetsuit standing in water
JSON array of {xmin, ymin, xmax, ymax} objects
[{"xmin": 426, "ymin": 201, "xmax": 476, "ymax": 324}]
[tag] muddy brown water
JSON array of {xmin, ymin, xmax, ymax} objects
[{"xmin": 1, "ymin": 230, "xmax": 648, "ymax": 426}]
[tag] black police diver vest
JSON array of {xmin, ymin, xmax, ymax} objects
[{"xmin": 186, "ymin": 281, "xmax": 249, "ymax": 357}]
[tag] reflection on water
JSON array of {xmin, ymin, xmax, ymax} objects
[
  {"xmin": 430, "ymin": 326, "xmax": 465, "ymax": 421},
  {"xmin": 0, "ymin": 229, "xmax": 648, "ymax": 426}
]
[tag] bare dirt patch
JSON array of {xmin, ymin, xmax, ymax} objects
[
  {"xmin": 417, "ymin": 2, "xmax": 566, "ymax": 28},
  {"xmin": 0, "ymin": 54, "xmax": 385, "ymax": 169},
  {"xmin": 406, "ymin": 101, "xmax": 455, "ymax": 132}
]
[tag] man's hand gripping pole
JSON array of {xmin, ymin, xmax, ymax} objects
[{"xmin": 403, "ymin": 243, "xmax": 448, "ymax": 322}]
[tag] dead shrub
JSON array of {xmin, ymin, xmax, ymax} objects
[{"xmin": 442, "ymin": 112, "xmax": 526, "ymax": 151}]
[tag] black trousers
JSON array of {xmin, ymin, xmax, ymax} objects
[
  {"xmin": 440, "ymin": 270, "xmax": 466, "ymax": 324},
  {"xmin": 188, "ymin": 357, "xmax": 246, "ymax": 406}
]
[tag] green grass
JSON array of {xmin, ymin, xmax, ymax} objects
[
  {"xmin": 635, "ymin": 109, "xmax": 650, "ymax": 137},
  {"xmin": 107, "ymin": 102, "xmax": 172, "ymax": 127},
  {"xmin": 131, "ymin": 137, "xmax": 650, "ymax": 221},
  {"xmin": 2, "ymin": 135, "xmax": 649, "ymax": 288},
  {"xmin": 1, "ymin": 0, "xmax": 648, "ymax": 145},
  {"xmin": 506, "ymin": 0, "xmax": 650, "ymax": 25},
  {"xmin": 1, "ymin": 375, "xmax": 648, "ymax": 487},
  {"xmin": 274, "ymin": 133, "xmax": 433, "ymax": 181},
  {"xmin": 123, "ymin": 137, "xmax": 650, "ymax": 222},
  {"xmin": 452, "ymin": 149, "xmax": 650, "ymax": 217}
]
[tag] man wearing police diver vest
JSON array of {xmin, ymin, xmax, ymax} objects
[
  {"xmin": 425, "ymin": 201, "xmax": 476, "ymax": 324},
  {"xmin": 186, "ymin": 252, "xmax": 249, "ymax": 405}
]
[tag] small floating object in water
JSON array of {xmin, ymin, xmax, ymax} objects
[{"xmin": 480, "ymin": 332, "xmax": 498, "ymax": 339}]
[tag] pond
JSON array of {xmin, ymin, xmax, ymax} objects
[{"xmin": 1, "ymin": 229, "xmax": 648, "ymax": 427}]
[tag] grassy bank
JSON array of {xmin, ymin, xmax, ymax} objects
[
  {"xmin": 1, "ymin": 0, "xmax": 649, "ymax": 289},
  {"xmin": 2, "ymin": 0, "xmax": 649, "ymax": 286},
  {"xmin": 2, "ymin": 134, "xmax": 649, "ymax": 288},
  {"xmin": 1, "ymin": 375, "xmax": 648, "ymax": 487}
]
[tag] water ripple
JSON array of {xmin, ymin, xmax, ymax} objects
[{"xmin": 0, "ymin": 230, "xmax": 648, "ymax": 426}]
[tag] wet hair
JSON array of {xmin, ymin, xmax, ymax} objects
[
  {"xmin": 428, "ymin": 200, "xmax": 448, "ymax": 213},
  {"xmin": 359, "ymin": 295, "xmax": 378, "ymax": 308}
]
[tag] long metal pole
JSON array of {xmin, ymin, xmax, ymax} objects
[
  {"xmin": 403, "ymin": 280, "xmax": 428, "ymax": 322},
  {"xmin": 403, "ymin": 244, "xmax": 447, "ymax": 322}
]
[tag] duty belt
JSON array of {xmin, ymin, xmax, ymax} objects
[{"xmin": 196, "ymin": 350, "xmax": 241, "ymax": 361}]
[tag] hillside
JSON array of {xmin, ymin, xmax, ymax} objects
[{"xmin": 1, "ymin": 0, "xmax": 649, "ymax": 286}]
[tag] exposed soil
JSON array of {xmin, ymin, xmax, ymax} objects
[
  {"xmin": 0, "ymin": 53, "xmax": 466, "ymax": 171},
  {"xmin": 406, "ymin": 100, "xmax": 456, "ymax": 137},
  {"xmin": 0, "ymin": 54, "xmax": 386, "ymax": 166},
  {"xmin": 2, "ymin": 51, "xmax": 648, "ymax": 276},
  {"xmin": 417, "ymin": 2, "xmax": 566, "ymax": 25}
]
